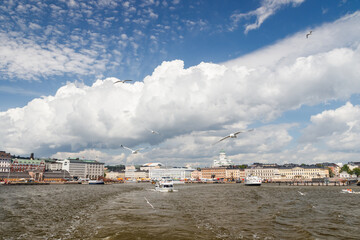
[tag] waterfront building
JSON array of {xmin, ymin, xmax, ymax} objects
[
  {"xmin": 45, "ymin": 159, "xmax": 63, "ymax": 171},
  {"xmin": 225, "ymin": 169, "xmax": 241, "ymax": 180},
  {"xmin": 57, "ymin": 158, "xmax": 104, "ymax": 180},
  {"xmin": 0, "ymin": 171, "xmax": 31, "ymax": 181},
  {"xmin": 348, "ymin": 162, "xmax": 360, "ymax": 170},
  {"xmin": 0, "ymin": 151, "xmax": 11, "ymax": 173},
  {"xmin": 213, "ymin": 150, "xmax": 233, "ymax": 167},
  {"xmin": 125, "ymin": 166, "xmax": 149, "ymax": 180},
  {"xmin": 245, "ymin": 166, "xmax": 279, "ymax": 181},
  {"xmin": 149, "ymin": 167, "xmax": 194, "ymax": 180},
  {"xmin": 319, "ymin": 163, "xmax": 341, "ymax": 177},
  {"xmin": 125, "ymin": 165, "xmax": 136, "ymax": 180},
  {"xmin": 106, "ymin": 171, "xmax": 125, "ymax": 180},
  {"xmin": 201, "ymin": 167, "xmax": 226, "ymax": 179},
  {"xmin": 43, "ymin": 170, "xmax": 71, "ymax": 182},
  {"xmin": 320, "ymin": 162, "xmax": 341, "ymax": 177},
  {"xmin": 276, "ymin": 166, "xmax": 329, "ymax": 181},
  {"xmin": 191, "ymin": 170, "xmax": 202, "ymax": 180},
  {"xmin": 243, "ymin": 164, "xmax": 330, "ymax": 181},
  {"xmin": 339, "ymin": 171, "xmax": 357, "ymax": 179},
  {"xmin": 11, "ymin": 158, "xmax": 46, "ymax": 172},
  {"xmin": 239, "ymin": 169, "xmax": 246, "ymax": 180}
]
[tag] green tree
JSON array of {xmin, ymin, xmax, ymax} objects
[
  {"xmin": 353, "ymin": 168, "xmax": 360, "ymax": 177},
  {"xmin": 327, "ymin": 167, "xmax": 335, "ymax": 178},
  {"xmin": 236, "ymin": 164, "xmax": 248, "ymax": 169},
  {"xmin": 341, "ymin": 164, "xmax": 350, "ymax": 173}
]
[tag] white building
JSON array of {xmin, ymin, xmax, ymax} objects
[
  {"xmin": 149, "ymin": 168, "xmax": 194, "ymax": 180},
  {"xmin": 124, "ymin": 166, "xmax": 149, "ymax": 180},
  {"xmin": 348, "ymin": 162, "xmax": 360, "ymax": 171},
  {"xmin": 245, "ymin": 167, "xmax": 279, "ymax": 180},
  {"xmin": 339, "ymin": 171, "xmax": 357, "ymax": 179},
  {"xmin": 244, "ymin": 165, "xmax": 329, "ymax": 181},
  {"xmin": 45, "ymin": 159, "xmax": 63, "ymax": 171},
  {"xmin": 213, "ymin": 150, "xmax": 233, "ymax": 167},
  {"xmin": 0, "ymin": 151, "xmax": 11, "ymax": 173},
  {"xmin": 57, "ymin": 158, "xmax": 104, "ymax": 180},
  {"xmin": 106, "ymin": 171, "xmax": 124, "ymax": 180}
]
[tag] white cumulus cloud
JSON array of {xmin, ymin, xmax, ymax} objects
[
  {"xmin": 301, "ymin": 102, "xmax": 360, "ymax": 152},
  {"xmin": 1, "ymin": 11, "xmax": 360, "ymax": 166}
]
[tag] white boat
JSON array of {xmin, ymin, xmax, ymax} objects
[
  {"xmin": 155, "ymin": 178, "xmax": 175, "ymax": 192},
  {"xmin": 341, "ymin": 189, "xmax": 360, "ymax": 194},
  {"xmin": 88, "ymin": 179, "xmax": 104, "ymax": 185},
  {"xmin": 245, "ymin": 175, "xmax": 262, "ymax": 186}
]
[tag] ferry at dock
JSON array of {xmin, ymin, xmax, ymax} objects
[
  {"xmin": 245, "ymin": 175, "xmax": 262, "ymax": 186},
  {"xmin": 88, "ymin": 179, "xmax": 104, "ymax": 185}
]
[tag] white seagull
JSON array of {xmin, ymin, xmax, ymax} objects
[
  {"xmin": 214, "ymin": 129, "xmax": 254, "ymax": 144},
  {"xmin": 147, "ymin": 128, "xmax": 160, "ymax": 135},
  {"xmin": 120, "ymin": 145, "xmax": 143, "ymax": 154},
  {"xmin": 306, "ymin": 31, "xmax": 312, "ymax": 38},
  {"xmin": 144, "ymin": 197, "xmax": 155, "ymax": 209},
  {"xmin": 114, "ymin": 79, "xmax": 133, "ymax": 84}
]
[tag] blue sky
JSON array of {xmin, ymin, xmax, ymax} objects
[{"xmin": 1, "ymin": 0, "xmax": 360, "ymax": 166}]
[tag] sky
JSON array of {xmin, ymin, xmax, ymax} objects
[{"xmin": 1, "ymin": 0, "xmax": 360, "ymax": 167}]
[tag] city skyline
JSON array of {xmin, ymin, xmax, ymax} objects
[{"xmin": 1, "ymin": 0, "xmax": 360, "ymax": 167}]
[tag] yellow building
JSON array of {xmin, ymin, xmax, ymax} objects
[
  {"xmin": 191, "ymin": 170, "xmax": 202, "ymax": 179},
  {"xmin": 225, "ymin": 169, "xmax": 240, "ymax": 180},
  {"xmin": 276, "ymin": 166, "xmax": 329, "ymax": 181},
  {"xmin": 201, "ymin": 167, "xmax": 226, "ymax": 179}
]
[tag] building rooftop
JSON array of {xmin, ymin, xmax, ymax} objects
[{"xmin": 66, "ymin": 158, "xmax": 104, "ymax": 164}]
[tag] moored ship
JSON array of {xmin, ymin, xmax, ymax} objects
[
  {"xmin": 88, "ymin": 179, "xmax": 104, "ymax": 185},
  {"xmin": 245, "ymin": 175, "xmax": 262, "ymax": 186}
]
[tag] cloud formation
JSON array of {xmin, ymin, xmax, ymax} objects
[
  {"xmin": 231, "ymin": 0, "xmax": 305, "ymax": 34},
  {"xmin": 0, "ymin": 0, "xmax": 207, "ymax": 81},
  {"xmin": 0, "ymin": 32, "xmax": 107, "ymax": 81},
  {"xmin": 301, "ymin": 102, "xmax": 360, "ymax": 152},
  {"xmin": 1, "ymin": 11, "xmax": 360, "ymax": 166}
]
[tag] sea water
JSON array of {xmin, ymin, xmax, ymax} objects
[{"xmin": 1, "ymin": 183, "xmax": 360, "ymax": 239}]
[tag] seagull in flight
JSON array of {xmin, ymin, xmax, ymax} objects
[
  {"xmin": 147, "ymin": 128, "xmax": 160, "ymax": 135},
  {"xmin": 114, "ymin": 79, "xmax": 133, "ymax": 84},
  {"xmin": 298, "ymin": 191, "xmax": 306, "ymax": 196},
  {"xmin": 306, "ymin": 31, "xmax": 312, "ymax": 38},
  {"xmin": 214, "ymin": 129, "xmax": 254, "ymax": 144},
  {"xmin": 120, "ymin": 145, "xmax": 143, "ymax": 154}
]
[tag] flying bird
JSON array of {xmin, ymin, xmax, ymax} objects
[
  {"xmin": 120, "ymin": 145, "xmax": 143, "ymax": 154},
  {"xmin": 214, "ymin": 129, "xmax": 254, "ymax": 144},
  {"xmin": 147, "ymin": 128, "xmax": 160, "ymax": 135},
  {"xmin": 306, "ymin": 31, "xmax": 312, "ymax": 38},
  {"xmin": 298, "ymin": 191, "xmax": 306, "ymax": 196},
  {"xmin": 114, "ymin": 79, "xmax": 133, "ymax": 84},
  {"xmin": 144, "ymin": 197, "xmax": 155, "ymax": 209}
]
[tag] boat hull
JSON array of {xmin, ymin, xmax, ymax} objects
[
  {"xmin": 155, "ymin": 188, "xmax": 174, "ymax": 192},
  {"xmin": 89, "ymin": 180, "xmax": 104, "ymax": 184}
]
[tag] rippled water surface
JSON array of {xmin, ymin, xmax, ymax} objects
[{"xmin": 1, "ymin": 183, "xmax": 360, "ymax": 240}]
